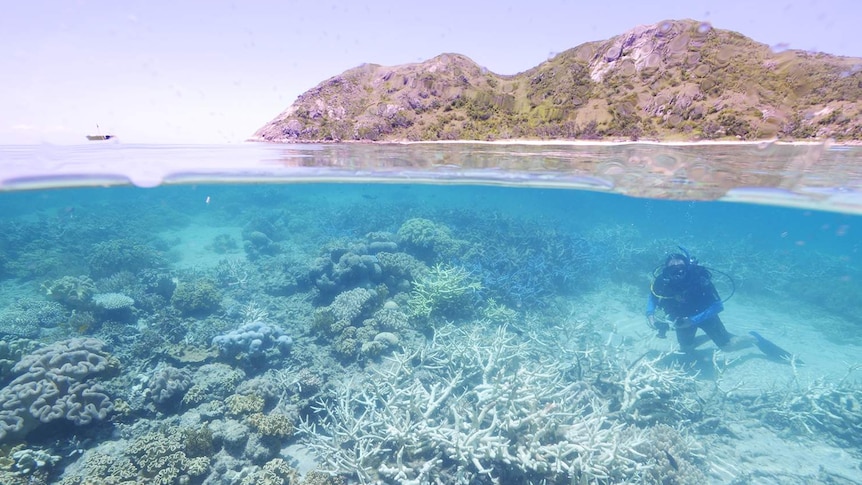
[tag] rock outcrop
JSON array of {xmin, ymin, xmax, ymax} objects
[{"xmin": 252, "ymin": 19, "xmax": 862, "ymax": 142}]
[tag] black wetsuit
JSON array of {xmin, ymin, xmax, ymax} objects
[{"xmin": 647, "ymin": 264, "xmax": 731, "ymax": 348}]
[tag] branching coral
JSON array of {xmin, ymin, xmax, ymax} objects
[
  {"xmin": 407, "ymin": 263, "xmax": 481, "ymax": 320},
  {"xmin": 299, "ymin": 323, "xmax": 707, "ymax": 484},
  {"xmin": 748, "ymin": 364, "xmax": 862, "ymax": 448}
]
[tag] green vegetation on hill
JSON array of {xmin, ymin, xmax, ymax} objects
[{"xmin": 252, "ymin": 19, "xmax": 862, "ymax": 143}]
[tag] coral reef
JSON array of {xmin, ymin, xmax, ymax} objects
[
  {"xmin": 375, "ymin": 251, "xmax": 427, "ymax": 294},
  {"xmin": 212, "ymin": 321, "xmax": 293, "ymax": 360},
  {"xmin": 146, "ymin": 365, "xmax": 193, "ymax": 408},
  {"xmin": 91, "ymin": 292, "xmax": 135, "ymax": 310},
  {"xmin": 170, "ymin": 278, "xmax": 222, "ymax": 316},
  {"xmin": 244, "ymin": 230, "xmax": 280, "ymax": 260},
  {"xmin": 181, "ymin": 363, "xmax": 245, "ymax": 407},
  {"xmin": 87, "ymin": 238, "xmax": 166, "ymax": 278},
  {"xmin": 396, "ymin": 218, "xmax": 463, "ymax": 262},
  {"xmin": 42, "ymin": 275, "xmax": 96, "ymax": 309},
  {"xmin": 0, "ymin": 338, "xmax": 119, "ymax": 443},
  {"xmin": 226, "ymin": 393, "xmax": 266, "ymax": 416},
  {"xmin": 238, "ymin": 457, "xmax": 298, "ymax": 485},
  {"xmin": 246, "ymin": 412, "xmax": 294, "ymax": 438},
  {"xmin": 209, "ymin": 233, "xmax": 240, "ymax": 254},
  {"xmin": 313, "ymin": 288, "xmax": 380, "ymax": 336},
  {"xmin": 0, "ymin": 339, "xmax": 37, "ymax": 377},
  {"xmin": 313, "ymin": 288, "xmax": 395, "ymax": 360},
  {"xmin": 308, "ymin": 242, "xmax": 385, "ymax": 298},
  {"xmin": 99, "ymin": 428, "xmax": 210, "ymax": 484},
  {"xmin": 300, "ymin": 323, "xmax": 706, "ymax": 484},
  {"xmin": 0, "ymin": 299, "xmax": 66, "ymax": 338},
  {"xmin": 749, "ymin": 364, "xmax": 862, "ymax": 448},
  {"xmin": 9, "ymin": 447, "xmax": 60, "ymax": 475},
  {"xmin": 407, "ymin": 263, "xmax": 482, "ymax": 320}
]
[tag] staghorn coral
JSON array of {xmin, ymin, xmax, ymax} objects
[
  {"xmin": 0, "ymin": 338, "xmax": 118, "ymax": 443},
  {"xmin": 750, "ymin": 366, "xmax": 862, "ymax": 448},
  {"xmin": 299, "ymin": 323, "xmax": 708, "ymax": 484},
  {"xmin": 407, "ymin": 263, "xmax": 481, "ymax": 320}
]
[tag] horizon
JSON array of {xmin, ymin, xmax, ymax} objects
[{"xmin": 1, "ymin": 0, "xmax": 859, "ymax": 145}]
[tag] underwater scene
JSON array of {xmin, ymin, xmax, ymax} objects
[{"xmin": 0, "ymin": 144, "xmax": 861, "ymax": 485}]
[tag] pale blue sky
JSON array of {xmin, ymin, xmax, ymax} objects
[{"xmin": 1, "ymin": 0, "xmax": 859, "ymax": 144}]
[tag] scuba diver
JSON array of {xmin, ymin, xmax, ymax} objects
[{"xmin": 646, "ymin": 247, "xmax": 796, "ymax": 361}]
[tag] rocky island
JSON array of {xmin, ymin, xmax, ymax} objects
[{"xmin": 251, "ymin": 19, "xmax": 862, "ymax": 143}]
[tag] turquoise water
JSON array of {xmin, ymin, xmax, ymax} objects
[{"xmin": 0, "ymin": 144, "xmax": 860, "ymax": 484}]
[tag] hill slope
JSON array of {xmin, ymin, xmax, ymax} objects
[{"xmin": 252, "ymin": 19, "xmax": 862, "ymax": 143}]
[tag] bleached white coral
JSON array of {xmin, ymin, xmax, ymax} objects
[{"xmin": 92, "ymin": 292, "xmax": 135, "ymax": 310}]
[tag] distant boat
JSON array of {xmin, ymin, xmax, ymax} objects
[
  {"xmin": 86, "ymin": 124, "xmax": 114, "ymax": 141},
  {"xmin": 86, "ymin": 134, "xmax": 114, "ymax": 141}
]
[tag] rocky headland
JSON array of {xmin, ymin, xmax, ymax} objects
[{"xmin": 251, "ymin": 19, "xmax": 862, "ymax": 143}]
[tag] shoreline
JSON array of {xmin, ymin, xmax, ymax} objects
[{"xmin": 246, "ymin": 137, "xmax": 862, "ymax": 147}]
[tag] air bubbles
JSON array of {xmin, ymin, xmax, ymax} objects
[
  {"xmin": 770, "ymin": 42, "xmax": 790, "ymax": 53},
  {"xmin": 697, "ymin": 22, "xmax": 712, "ymax": 34}
]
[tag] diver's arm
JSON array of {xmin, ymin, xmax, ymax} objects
[
  {"xmin": 645, "ymin": 293, "xmax": 658, "ymax": 328},
  {"xmin": 688, "ymin": 300, "xmax": 724, "ymax": 326}
]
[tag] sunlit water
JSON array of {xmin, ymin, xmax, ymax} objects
[{"xmin": 0, "ymin": 143, "xmax": 860, "ymax": 484}]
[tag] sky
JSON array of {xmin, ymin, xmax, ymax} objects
[{"xmin": 1, "ymin": 0, "xmax": 859, "ymax": 144}]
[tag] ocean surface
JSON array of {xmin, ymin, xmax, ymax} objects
[{"xmin": 0, "ymin": 142, "xmax": 860, "ymax": 484}]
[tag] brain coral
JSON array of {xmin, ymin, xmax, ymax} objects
[{"xmin": 0, "ymin": 338, "xmax": 118, "ymax": 443}]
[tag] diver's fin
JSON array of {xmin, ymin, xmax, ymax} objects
[{"xmin": 749, "ymin": 331, "xmax": 801, "ymax": 364}]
